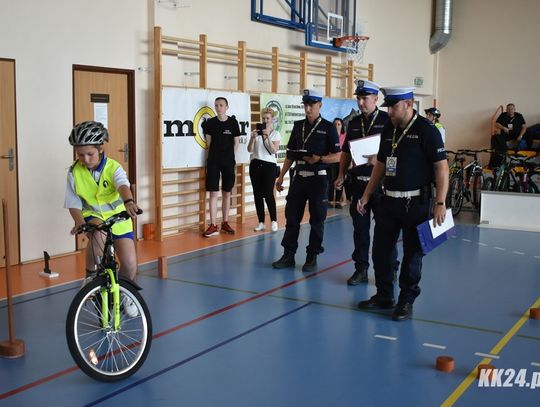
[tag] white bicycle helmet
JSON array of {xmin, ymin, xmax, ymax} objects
[{"xmin": 69, "ymin": 121, "xmax": 109, "ymax": 146}]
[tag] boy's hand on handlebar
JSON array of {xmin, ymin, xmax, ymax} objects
[{"xmin": 125, "ymin": 201, "xmax": 142, "ymax": 218}]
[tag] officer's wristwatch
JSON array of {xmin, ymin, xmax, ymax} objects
[{"xmin": 435, "ymin": 201, "xmax": 445, "ymax": 206}]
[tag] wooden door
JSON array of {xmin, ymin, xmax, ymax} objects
[
  {"xmin": 0, "ymin": 59, "xmax": 20, "ymax": 266},
  {"xmin": 72, "ymin": 66, "xmax": 135, "ymax": 249},
  {"xmin": 73, "ymin": 67, "xmax": 134, "ymax": 175}
]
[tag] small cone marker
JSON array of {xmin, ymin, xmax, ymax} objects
[
  {"xmin": 436, "ymin": 356, "xmax": 455, "ymax": 372},
  {"xmin": 529, "ymin": 308, "xmax": 540, "ymax": 320}
]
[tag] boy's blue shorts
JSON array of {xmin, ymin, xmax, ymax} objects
[{"xmin": 84, "ymin": 216, "xmax": 134, "ymax": 241}]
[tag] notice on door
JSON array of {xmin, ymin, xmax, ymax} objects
[{"xmin": 93, "ymin": 103, "xmax": 108, "ymax": 129}]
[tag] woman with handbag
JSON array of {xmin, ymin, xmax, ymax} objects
[{"xmin": 248, "ymin": 107, "xmax": 281, "ymax": 232}]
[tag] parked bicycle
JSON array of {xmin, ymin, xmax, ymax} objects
[
  {"xmin": 65, "ymin": 210, "xmax": 152, "ymax": 382},
  {"xmin": 483, "ymin": 151, "xmax": 539, "ymax": 193},
  {"xmin": 446, "ymin": 149, "xmax": 488, "ymax": 216}
]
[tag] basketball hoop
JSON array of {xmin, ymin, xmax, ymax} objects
[{"xmin": 332, "ymin": 35, "xmax": 369, "ymax": 65}]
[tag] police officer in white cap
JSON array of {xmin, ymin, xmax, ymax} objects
[
  {"xmin": 273, "ymin": 89, "xmax": 341, "ymax": 272},
  {"xmin": 335, "ymin": 80, "xmax": 399, "ymax": 285},
  {"xmin": 356, "ymin": 86, "xmax": 449, "ymax": 321}
]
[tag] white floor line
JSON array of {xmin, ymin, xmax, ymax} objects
[
  {"xmin": 477, "ymin": 242, "xmax": 488, "ymax": 246},
  {"xmin": 475, "ymin": 352, "xmax": 500, "ymax": 359},
  {"xmin": 494, "ymin": 246, "xmax": 506, "ymax": 251},
  {"xmin": 531, "ymin": 362, "xmax": 540, "ymax": 367},
  {"xmin": 462, "ymin": 238, "xmax": 472, "ymax": 242},
  {"xmin": 512, "ymin": 251, "xmax": 525, "ymax": 255},
  {"xmin": 534, "ymin": 256, "xmax": 540, "ymax": 260},
  {"xmin": 422, "ymin": 342, "xmax": 447, "ymax": 350},
  {"xmin": 375, "ymin": 334, "xmax": 397, "ymax": 341}
]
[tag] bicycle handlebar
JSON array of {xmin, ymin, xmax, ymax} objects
[{"xmin": 77, "ymin": 209, "xmax": 143, "ymax": 234}]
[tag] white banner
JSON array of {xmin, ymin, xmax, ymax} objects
[{"xmin": 162, "ymin": 88, "xmax": 251, "ymax": 168}]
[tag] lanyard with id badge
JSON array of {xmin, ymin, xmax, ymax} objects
[{"xmin": 386, "ymin": 114, "xmax": 418, "ymax": 177}]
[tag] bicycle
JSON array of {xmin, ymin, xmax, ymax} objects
[
  {"xmin": 65, "ymin": 210, "xmax": 152, "ymax": 382},
  {"xmin": 446, "ymin": 149, "xmax": 487, "ymax": 216},
  {"xmin": 484, "ymin": 151, "xmax": 539, "ymax": 193}
]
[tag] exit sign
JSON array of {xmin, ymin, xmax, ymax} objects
[{"xmin": 414, "ymin": 77, "xmax": 424, "ymax": 87}]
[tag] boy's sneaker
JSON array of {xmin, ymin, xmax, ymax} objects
[
  {"xmin": 202, "ymin": 224, "xmax": 219, "ymax": 237},
  {"xmin": 254, "ymin": 223, "xmax": 266, "ymax": 232},
  {"xmin": 121, "ymin": 293, "xmax": 139, "ymax": 318},
  {"xmin": 221, "ymin": 221, "xmax": 235, "ymax": 234},
  {"xmin": 271, "ymin": 221, "xmax": 278, "ymax": 232}
]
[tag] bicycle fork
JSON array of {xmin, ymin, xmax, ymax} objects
[{"xmin": 100, "ymin": 268, "xmax": 121, "ymax": 331}]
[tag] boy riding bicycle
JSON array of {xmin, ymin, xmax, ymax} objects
[{"xmin": 64, "ymin": 121, "xmax": 140, "ymax": 290}]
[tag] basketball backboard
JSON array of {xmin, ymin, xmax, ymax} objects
[
  {"xmin": 306, "ymin": 0, "xmax": 359, "ymax": 51},
  {"xmin": 251, "ymin": 0, "xmax": 360, "ymax": 53}
]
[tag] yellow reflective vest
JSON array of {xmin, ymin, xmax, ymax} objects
[{"xmin": 71, "ymin": 156, "xmax": 132, "ymax": 236}]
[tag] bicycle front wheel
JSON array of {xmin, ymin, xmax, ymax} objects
[
  {"xmin": 447, "ymin": 175, "xmax": 464, "ymax": 216},
  {"xmin": 471, "ymin": 173, "xmax": 484, "ymax": 209},
  {"xmin": 66, "ymin": 279, "xmax": 152, "ymax": 382}
]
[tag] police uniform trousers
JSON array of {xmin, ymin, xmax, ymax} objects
[
  {"xmin": 281, "ymin": 173, "xmax": 328, "ymax": 255},
  {"xmin": 349, "ymin": 179, "xmax": 372, "ymax": 269},
  {"xmin": 349, "ymin": 179, "xmax": 399, "ymax": 271},
  {"xmin": 372, "ymin": 195, "xmax": 430, "ymax": 304}
]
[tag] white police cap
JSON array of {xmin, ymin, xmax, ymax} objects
[
  {"xmin": 354, "ymin": 79, "xmax": 381, "ymax": 96},
  {"xmin": 302, "ymin": 88, "xmax": 323, "ymax": 103},
  {"xmin": 380, "ymin": 86, "xmax": 415, "ymax": 107}
]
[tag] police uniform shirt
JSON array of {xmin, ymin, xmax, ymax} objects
[
  {"xmin": 286, "ymin": 116, "xmax": 340, "ymax": 171},
  {"xmin": 342, "ymin": 108, "xmax": 389, "ymax": 177},
  {"xmin": 201, "ymin": 116, "xmax": 241, "ymax": 163},
  {"xmin": 496, "ymin": 112, "xmax": 526, "ymax": 139},
  {"xmin": 377, "ymin": 113, "xmax": 446, "ymax": 191}
]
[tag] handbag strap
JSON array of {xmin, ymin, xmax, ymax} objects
[{"xmin": 262, "ymin": 131, "xmax": 275, "ymax": 156}]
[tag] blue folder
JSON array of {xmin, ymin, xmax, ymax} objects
[{"xmin": 416, "ymin": 219, "xmax": 455, "ymax": 255}]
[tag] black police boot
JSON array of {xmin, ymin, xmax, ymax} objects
[
  {"xmin": 357, "ymin": 295, "xmax": 395, "ymax": 310},
  {"xmin": 347, "ymin": 265, "xmax": 368, "ymax": 285},
  {"xmin": 302, "ymin": 253, "xmax": 318, "ymax": 272},
  {"xmin": 392, "ymin": 302, "xmax": 413, "ymax": 321},
  {"xmin": 272, "ymin": 252, "xmax": 295, "ymax": 269}
]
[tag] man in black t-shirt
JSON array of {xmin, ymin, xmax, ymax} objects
[
  {"xmin": 356, "ymin": 87, "xmax": 449, "ymax": 321},
  {"xmin": 201, "ymin": 97, "xmax": 240, "ymax": 237},
  {"xmin": 495, "ymin": 103, "xmax": 527, "ymax": 145}
]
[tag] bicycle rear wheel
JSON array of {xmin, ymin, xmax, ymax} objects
[
  {"xmin": 447, "ymin": 175, "xmax": 464, "ymax": 216},
  {"xmin": 66, "ymin": 279, "xmax": 152, "ymax": 382},
  {"xmin": 471, "ymin": 172, "xmax": 484, "ymax": 209}
]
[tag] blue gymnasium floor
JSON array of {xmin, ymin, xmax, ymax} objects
[{"xmin": 1, "ymin": 213, "xmax": 540, "ymax": 406}]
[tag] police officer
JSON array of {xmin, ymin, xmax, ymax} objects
[
  {"xmin": 424, "ymin": 107, "xmax": 446, "ymax": 143},
  {"xmin": 335, "ymin": 80, "xmax": 399, "ymax": 285},
  {"xmin": 357, "ymin": 87, "xmax": 449, "ymax": 321},
  {"xmin": 272, "ymin": 89, "xmax": 341, "ymax": 272}
]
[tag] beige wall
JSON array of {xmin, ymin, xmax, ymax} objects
[
  {"xmin": 0, "ymin": 0, "xmax": 153, "ymax": 261},
  {"xmin": 438, "ymin": 0, "xmax": 540, "ymax": 150}
]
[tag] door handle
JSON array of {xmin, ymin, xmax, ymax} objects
[
  {"xmin": 0, "ymin": 148, "xmax": 14, "ymax": 171},
  {"xmin": 118, "ymin": 143, "xmax": 128, "ymax": 162}
]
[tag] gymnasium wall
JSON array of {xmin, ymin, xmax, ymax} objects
[
  {"xmin": 8, "ymin": 1, "xmax": 529, "ymax": 261},
  {"xmin": 438, "ymin": 0, "xmax": 540, "ymax": 151}
]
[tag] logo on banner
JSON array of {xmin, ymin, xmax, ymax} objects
[{"xmin": 162, "ymin": 106, "xmax": 216, "ymax": 149}]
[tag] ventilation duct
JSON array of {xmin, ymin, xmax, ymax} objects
[{"xmin": 429, "ymin": 0, "xmax": 453, "ymax": 53}]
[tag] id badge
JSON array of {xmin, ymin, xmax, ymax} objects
[
  {"xmin": 386, "ymin": 156, "xmax": 397, "ymax": 177},
  {"xmin": 507, "ymin": 123, "xmax": 513, "ymax": 130}
]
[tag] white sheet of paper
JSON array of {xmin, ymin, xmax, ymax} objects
[
  {"xmin": 429, "ymin": 208, "xmax": 454, "ymax": 238},
  {"xmin": 349, "ymin": 134, "xmax": 380, "ymax": 166},
  {"xmin": 93, "ymin": 103, "xmax": 108, "ymax": 128}
]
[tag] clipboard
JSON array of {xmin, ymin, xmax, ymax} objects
[
  {"xmin": 349, "ymin": 134, "xmax": 380, "ymax": 166},
  {"xmin": 416, "ymin": 209, "xmax": 455, "ymax": 255},
  {"xmin": 287, "ymin": 149, "xmax": 313, "ymax": 160}
]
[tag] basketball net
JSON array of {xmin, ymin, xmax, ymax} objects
[{"xmin": 342, "ymin": 36, "xmax": 369, "ymax": 65}]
